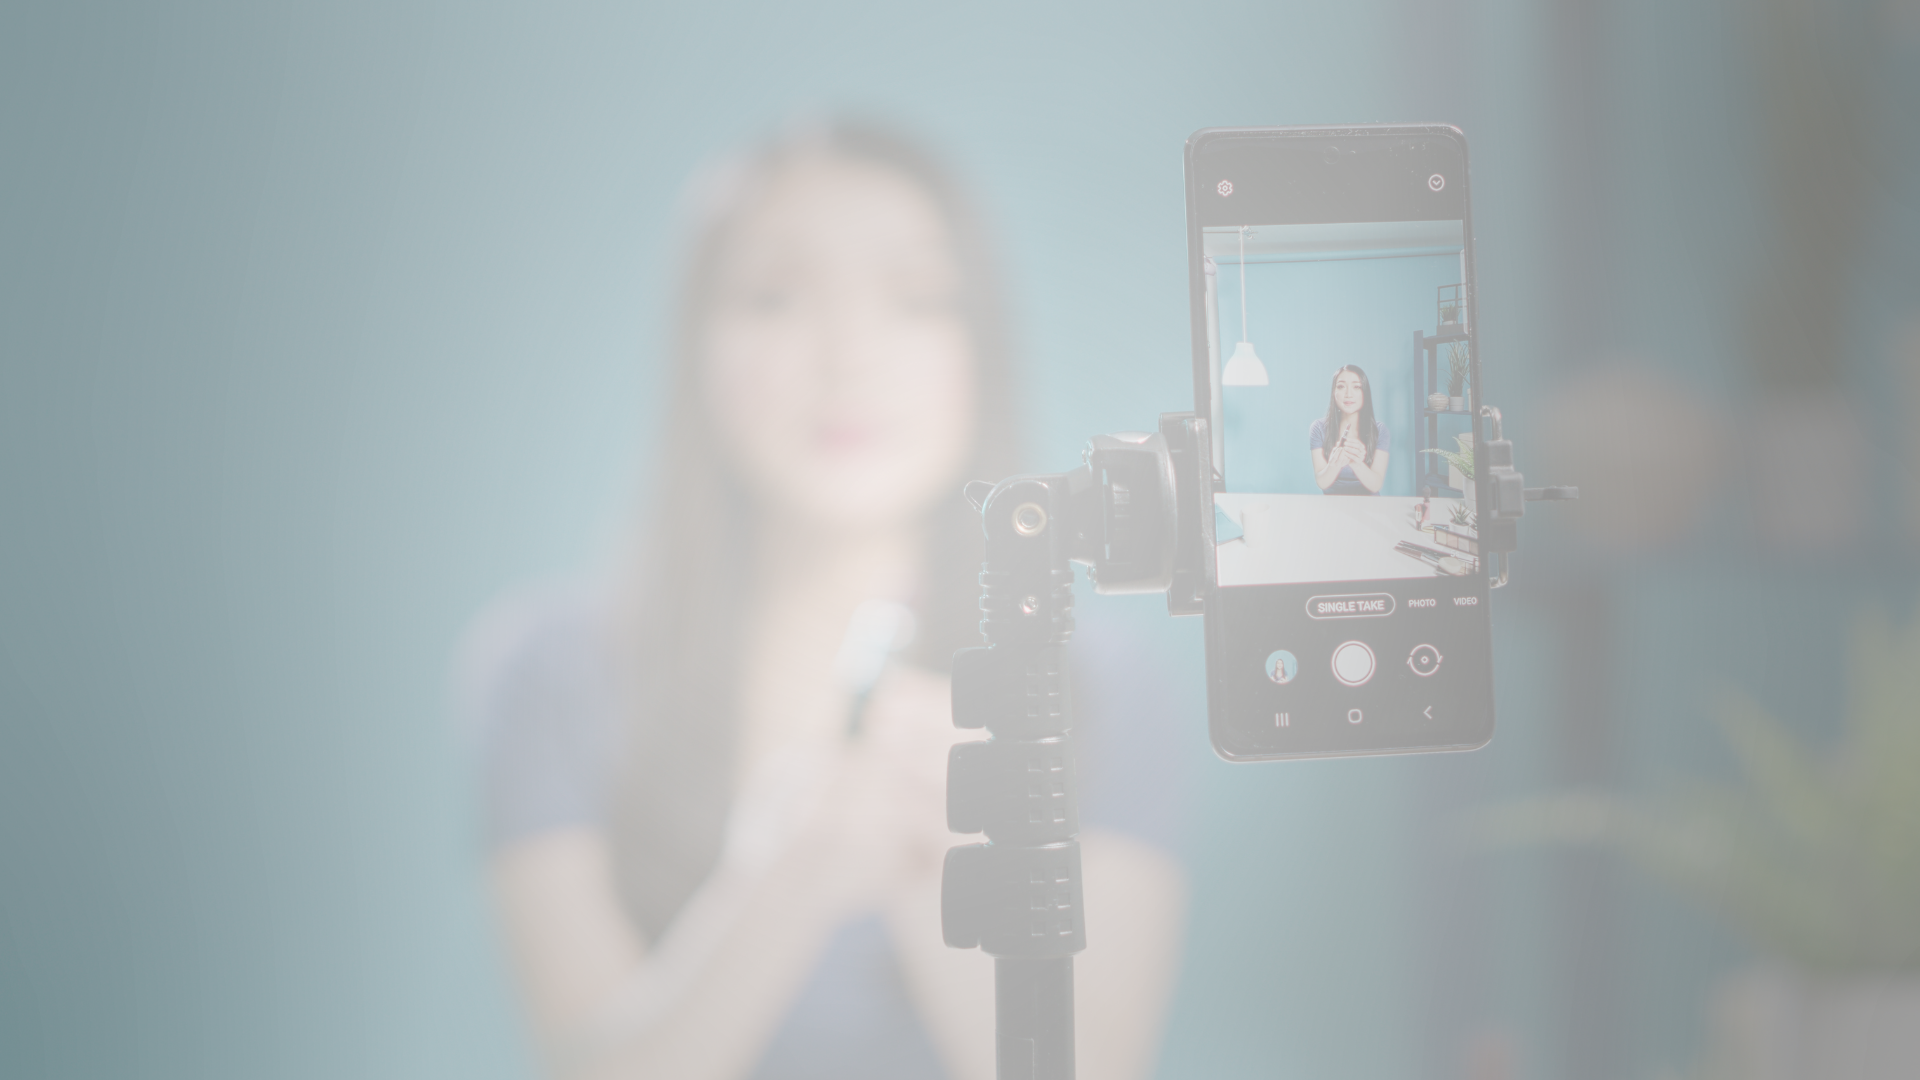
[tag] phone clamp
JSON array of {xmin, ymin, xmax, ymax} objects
[{"xmin": 1476, "ymin": 405, "xmax": 1579, "ymax": 586}]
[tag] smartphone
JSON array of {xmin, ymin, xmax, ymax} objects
[{"xmin": 1185, "ymin": 124, "xmax": 1494, "ymax": 761}]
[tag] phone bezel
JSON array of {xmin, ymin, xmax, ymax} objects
[{"xmin": 1184, "ymin": 124, "xmax": 1494, "ymax": 762}]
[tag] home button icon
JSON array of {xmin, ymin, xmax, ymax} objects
[{"xmin": 1347, "ymin": 708, "xmax": 1363, "ymax": 725}]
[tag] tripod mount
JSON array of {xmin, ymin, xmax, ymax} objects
[{"xmin": 939, "ymin": 406, "xmax": 1571, "ymax": 1080}]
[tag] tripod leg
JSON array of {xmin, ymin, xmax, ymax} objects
[{"xmin": 995, "ymin": 956, "xmax": 1074, "ymax": 1080}]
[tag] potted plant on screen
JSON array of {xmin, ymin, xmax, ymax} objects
[
  {"xmin": 1421, "ymin": 433, "xmax": 1474, "ymax": 506},
  {"xmin": 1472, "ymin": 612, "xmax": 1920, "ymax": 1079},
  {"xmin": 1446, "ymin": 343, "xmax": 1470, "ymax": 412}
]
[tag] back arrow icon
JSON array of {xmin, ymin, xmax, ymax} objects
[{"xmin": 1423, "ymin": 706, "xmax": 1433, "ymax": 719}]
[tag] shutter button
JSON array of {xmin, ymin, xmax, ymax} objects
[{"xmin": 1331, "ymin": 641, "xmax": 1376, "ymax": 687}]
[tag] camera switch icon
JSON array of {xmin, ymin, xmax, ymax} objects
[
  {"xmin": 1331, "ymin": 641, "xmax": 1376, "ymax": 687},
  {"xmin": 1407, "ymin": 644, "xmax": 1443, "ymax": 677}
]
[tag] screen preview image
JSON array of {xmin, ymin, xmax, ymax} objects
[{"xmin": 1203, "ymin": 217, "xmax": 1491, "ymax": 754}]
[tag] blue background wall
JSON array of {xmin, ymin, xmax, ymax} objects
[
  {"xmin": 1219, "ymin": 254, "xmax": 1462, "ymax": 496},
  {"xmin": 4, "ymin": 2, "xmax": 1918, "ymax": 1080}
]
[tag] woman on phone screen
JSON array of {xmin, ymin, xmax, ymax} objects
[
  {"xmin": 461, "ymin": 121, "xmax": 1187, "ymax": 1080},
  {"xmin": 1309, "ymin": 364, "xmax": 1389, "ymax": 495}
]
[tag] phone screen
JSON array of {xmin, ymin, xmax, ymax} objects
[{"xmin": 1186, "ymin": 126, "xmax": 1494, "ymax": 760}]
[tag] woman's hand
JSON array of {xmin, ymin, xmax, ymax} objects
[
  {"xmin": 1330, "ymin": 434, "xmax": 1359, "ymax": 468},
  {"xmin": 807, "ymin": 666, "xmax": 957, "ymax": 907},
  {"xmin": 1314, "ymin": 434, "xmax": 1359, "ymax": 490},
  {"xmin": 1314, "ymin": 429, "xmax": 1389, "ymax": 493},
  {"xmin": 1345, "ymin": 445, "xmax": 1388, "ymax": 493},
  {"xmin": 489, "ymin": 667, "xmax": 958, "ymax": 1080},
  {"xmin": 862, "ymin": 666, "xmax": 959, "ymax": 876}
]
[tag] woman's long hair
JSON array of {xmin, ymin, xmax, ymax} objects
[
  {"xmin": 1322, "ymin": 364, "xmax": 1377, "ymax": 467},
  {"xmin": 606, "ymin": 121, "xmax": 1021, "ymax": 941}
]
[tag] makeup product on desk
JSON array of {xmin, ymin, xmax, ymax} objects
[
  {"xmin": 1396, "ymin": 539, "xmax": 1476, "ymax": 577},
  {"xmin": 1429, "ymin": 522, "xmax": 1479, "ymax": 555}
]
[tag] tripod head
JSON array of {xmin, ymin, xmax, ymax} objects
[{"xmin": 962, "ymin": 414, "xmax": 1210, "ymax": 610}]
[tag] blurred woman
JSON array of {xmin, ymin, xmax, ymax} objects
[
  {"xmin": 464, "ymin": 122, "xmax": 1186, "ymax": 1080},
  {"xmin": 1310, "ymin": 364, "xmax": 1389, "ymax": 495}
]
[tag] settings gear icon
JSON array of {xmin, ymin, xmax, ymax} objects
[{"xmin": 1217, "ymin": 179, "xmax": 1233, "ymax": 197}]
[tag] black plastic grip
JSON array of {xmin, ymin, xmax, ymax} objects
[
  {"xmin": 940, "ymin": 840, "xmax": 1086, "ymax": 957},
  {"xmin": 950, "ymin": 645, "xmax": 1071, "ymax": 739},
  {"xmin": 946, "ymin": 736, "xmax": 1078, "ymax": 843}
]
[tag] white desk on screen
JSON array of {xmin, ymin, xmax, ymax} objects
[{"xmin": 1214, "ymin": 492, "xmax": 1470, "ymax": 588}]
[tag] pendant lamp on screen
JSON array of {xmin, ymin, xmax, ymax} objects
[{"xmin": 1221, "ymin": 225, "xmax": 1268, "ymax": 387}]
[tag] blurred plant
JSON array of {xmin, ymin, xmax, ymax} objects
[
  {"xmin": 1471, "ymin": 611, "xmax": 1920, "ymax": 973},
  {"xmin": 1440, "ymin": 302, "xmax": 1461, "ymax": 326},
  {"xmin": 1446, "ymin": 343, "xmax": 1470, "ymax": 396},
  {"xmin": 1422, "ymin": 433, "xmax": 1474, "ymax": 483},
  {"xmin": 1449, "ymin": 502, "xmax": 1475, "ymax": 529}
]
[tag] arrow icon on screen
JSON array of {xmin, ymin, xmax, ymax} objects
[{"xmin": 1423, "ymin": 706, "xmax": 1433, "ymax": 720}]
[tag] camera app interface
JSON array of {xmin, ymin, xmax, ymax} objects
[
  {"xmin": 1207, "ymin": 219, "xmax": 1477, "ymax": 584},
  {"xmin": 1191, "ymin": 132, "xmax": 1494, "ymax": 758}
]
